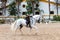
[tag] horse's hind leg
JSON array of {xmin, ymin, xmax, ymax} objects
[
  {"xmin": 20, "ymin": 24, "xmax": 23, "ymax": 29},
  {"xmin": 19, "ymin": 24, "xmax": 23, "ymax": 34}
]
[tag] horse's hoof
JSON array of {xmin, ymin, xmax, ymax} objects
[{"xmin": 21, "ymin": 33, "xmax": 24, "ymax": 35}]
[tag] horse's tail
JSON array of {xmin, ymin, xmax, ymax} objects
[{"xmin": 11, "ymin": 20, "xmax": 17, "ymax": 31}]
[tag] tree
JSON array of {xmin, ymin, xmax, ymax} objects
[
  {"xmin": 48, "ymin": 0, "xmax": 50, "ymax": 20},
  {"xmin": 31, "ymin": 0, "xmax": 35, "ymax": 15},
  {"xmin": 56, "ymin": 0, "xmax": 58, "ymax": 16},
  {"xmin": 26, "ymin": 0, "xmax": 39, "ymax": 15},
  {"xmin": 1, "ymin": 0, "xmax": 7, "ymax": 15},
  {"xmin": 16, "ymin": 0, "xmax": 22, "ymax": 15},
  {"xmin": 26, "ymin": 0, "xmax": 32, "ymax": 15},
  {"xmin": 8, "ymin": 2, "xmax": 17, "ymax": 16}
]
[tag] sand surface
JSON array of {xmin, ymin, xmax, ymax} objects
[{"xmin": 0, "ymin": 23, "xmax": 60, "ymax": 40}]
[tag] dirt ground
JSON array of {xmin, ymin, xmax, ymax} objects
[{"xmin": 0, "ymin": 23, "xmax": 60, "ymax": 40}]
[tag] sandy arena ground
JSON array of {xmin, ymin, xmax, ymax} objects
[{"xmin": 0, "ymin": 23, "xmax": 60, "ymax": 40}]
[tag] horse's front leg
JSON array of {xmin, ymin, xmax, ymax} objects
[
  {"xmin": 29, "ymin": 24, "xmax": 32, "ymax": 33},
  {"xmin": 20, "ymin": 29, "xmax": 23, "ymax": 35},
  {"xmin": 29, "ymin": 27, "xmax": 32, "ymax": 32},
  {"xmin": 38, "ymin": 18, "xmax": 40, "ymax": 23},
  {"xmin": 31, "ymin": 25, "xmax": 38, "ymax": 35}
]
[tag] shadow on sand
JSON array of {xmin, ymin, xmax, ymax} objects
[{"xmin": 12, "ymin": 33, "xmax": 51, "ymax": 37}]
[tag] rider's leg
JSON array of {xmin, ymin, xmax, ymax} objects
[{"xmin": 26, "ymin": 21, "xmax": 29, "ymax": 27}]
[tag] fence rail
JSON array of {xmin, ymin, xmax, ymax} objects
[{"xmin": 0, "ymin": 16, "xmax": 26, "ymax": 18}]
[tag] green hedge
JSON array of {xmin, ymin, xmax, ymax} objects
[
  {"xmin": 0, "ymin": 20, "xmax": 5, "ymax": 24},
  {"xmin": 53, "ymin": 15, "xmax": 60, "ymax": 21}
]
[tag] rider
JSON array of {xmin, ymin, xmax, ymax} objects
[{"xmin": 25, "ymin": 14, "xmax": 31, "ymax": 28}]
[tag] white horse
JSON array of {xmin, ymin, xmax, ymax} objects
[
  {"xmin": 33, "ymin": 15, "xmax": 41, "ymax": 23},
  {"xmin": 11, "ymin": 16, "xmax": 38, "ymax": 34}
]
